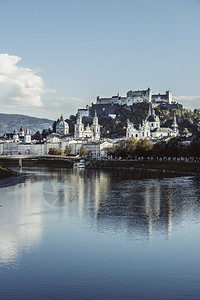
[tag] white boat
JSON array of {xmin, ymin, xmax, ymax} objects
[{"xmin": 73, "ymin": 162, "xmax": 85, "ymax": 168}]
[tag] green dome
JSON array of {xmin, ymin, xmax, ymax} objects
[{"xmin": 56, "ymin": 115, "xmax": 69, "ymax": 129}]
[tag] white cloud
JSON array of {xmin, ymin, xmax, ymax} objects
[
  {"xmin": 173, "ymin": 96, "xmax": 200, "ymax": 110},
  {"xmin": 0, "ymin": 53, "xmax": 49, "ymax": 108}
]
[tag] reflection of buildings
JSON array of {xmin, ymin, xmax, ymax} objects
[
  {"xmin": 1, "ymin": 168, "xmax": 199, "ymax": 266},
  {"xmin": 144, "ymin": 180, "xmax": 173, "ymax": 236},
  {"xmin": 0, "ymin": 179, "xmax": 42, "ymax": 264},
  {"xmin": 41, "ymin": 168, "xmax": 111, "ymax": 221},
  {"xmin": 94, "ymin": 172, "xmax": 181, "ymax": 237},
  {"xmin": 47, "ymin": 169, "xmax": 198, "ymax": 239}
]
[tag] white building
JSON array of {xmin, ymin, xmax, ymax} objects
[
  {"xmin": 126, "ymin": 104, "xmax": 179, "ymax": 140},
  {"xmin": 56, "ymin": 114, "xmax": 69, "ymax": 135},
  {"xmin": 74, "ymin": 111, "xmax": 100, "ymax": 141},
  {"xmin": 97, "ymin": 88, "xmax": 172, "ymax": 106}
]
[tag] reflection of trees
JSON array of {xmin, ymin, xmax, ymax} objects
[
  {"xmin": 1, "ymin": 167, "xmax": 199, "ymax": 266},
  {"xmin": 0, "ymin": 180, "xmax": 42, "ymax": 264},
  {"xmin": 42, "ymin": 168, "xmax": 200, "ymax": 237},
  {"xmin": 95, "ymin": 172, "xmax": 200, "ymax": 237}
]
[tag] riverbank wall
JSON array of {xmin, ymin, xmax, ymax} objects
[
  {"xmin": 87, "ymin": 159, "xmax": 200, "ymax": 175},
  {"xmin": 0, "ymin": 156, "xmax": 200, "ymax": 175}
]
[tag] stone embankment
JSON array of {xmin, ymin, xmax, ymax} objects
[{"xmin": 86, "ymin": 159, "xmax": 200, "ymax": 175}]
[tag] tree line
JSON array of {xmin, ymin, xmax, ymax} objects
[
  {"xmin": 48, "ymin": 145, "xmax": 87, "ymax": 157},
  {"xmin": 107, "ymin": 135, "xmax": 200, "ymax": 161}
]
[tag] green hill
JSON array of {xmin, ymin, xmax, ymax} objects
[
  {"xmin": 75, "ymin": 102, "xmax": 200, "ymax": 138},
  {"xmin": 0, "ymin": 113, "xmax": 53, "ymax": 136}
]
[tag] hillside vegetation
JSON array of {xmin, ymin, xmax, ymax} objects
[
  {"xmin": 0, "ymin": 113, "xmax": 53, "ymax": 136},
  {"xmin": 64, "ymin": 103, "xmax": 200, "ymax": 138}
]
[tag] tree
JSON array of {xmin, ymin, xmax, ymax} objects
[
  {"xmin": 135, "ymin": 139, "xmax": 153, "ymax": 159},
  {"xmin": 32, "ymin": 131, "xmax": 41, "ymax": 141},
  {"xmin": 42, "ymin": 129, "xmax": 52, "ymax": 139},
  {"xmin": 48, "ymin": 147, "xmax": 64, "ymax": 156},
  {"xmin": 52, "ymin": 119, "xmax": 59, "ymax": 133},
  {"xmin": 153, "ymin": 141, "xmax": 166, "ymax": 160},
  {"xmin": 107, "ymin": 146, "xmax": 117, "ymax": 158},
  {"xmin": 79, "ymin": 146, "xmax": 87, "ymax": 157},
  {"xmin": 64, "ymin": 145, "xmax": 73, "ymax": 156},
  {"xmin": 183, "ymin": 128, "xmax": 189, "ymax": 135},
  {"xmin": 190, "ymin": 136, "xmax": 200, "ymax": 160}
]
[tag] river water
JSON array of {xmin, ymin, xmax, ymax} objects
[{"xmin": 0, "ymin": 167, "xmax": 200, "ymax": 299}]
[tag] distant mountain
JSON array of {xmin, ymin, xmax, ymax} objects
[{"xmin": 0, "ymin": 113, "xmax": 54, "ymax": 136}]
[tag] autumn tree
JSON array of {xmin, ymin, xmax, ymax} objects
[
  {"xmin": 48, "ymin": 147, "xmax": 64, "ymax": 156},
  {"xmin": 64, "ymin": 145, "xmax": 73, "ymax": 156},
  {"xmin": 79, "ymin": 146, "xmax": 87, "ymax": 157}
]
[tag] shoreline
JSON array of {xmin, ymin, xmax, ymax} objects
[
  {"xmin": 87, "ymin": 159, "xmax": 200, "ymax": 175},
  {"xmin": 0, "ymin": 174, "xmax": 26, "ymax": 188},
  {"xmin": 0, "ymin": 158, "xmax": 200, "ymax": 189},
  {"xmin": 0, "ymin": 166, "xmax": 26, "ymax": 188}
]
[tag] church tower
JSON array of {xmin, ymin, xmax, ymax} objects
[
  {"xmin": 91, "ymin": 110, "xmax": 100, "ymax": 141},
  {"xmin": 74, "ymin": 113, "xmax": 84, "ymax": 139},
  {"xmin": 19, "ymin": 126, "xmax": 24, "ymax": 137},
  {"xmin": 146, "ymin": 103, "xmax": 160, "ymax": 130},
  {"xmin": 24, "ymin": 129, "xmax": 31, "ymax": 144},
  {"xmin": 13, "ymin": 129, "xmax": 19, "ymax": 142},
  {"xmin": 172, "ymin": 115, "xmax": 178, "ymax": 133}
]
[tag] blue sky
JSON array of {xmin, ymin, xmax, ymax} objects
[{"xmin": 0, "ymin": 0, "xmax": 200, "ymax": 119}]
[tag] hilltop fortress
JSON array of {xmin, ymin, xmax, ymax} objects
[
  {"xmin": 97, "ymin": 88, "xmax": 172, "ymax": 106},
  {"xmin": 78, "ymin": 87, "xmax": 173, "ymax": 118}
]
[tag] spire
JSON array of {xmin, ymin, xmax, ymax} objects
[
  {"xmin": 146, "ymin": 103, "xmax": 153, "ymax": 119},
  {"xmin": 172, "ymin": 115, "xmax": 178, "ymax": 132},
  {"xmin": 77, "ymin": 112, "xmax": 82, "ymax": 124},
  {"xmin": 60, "ymin": 114, "xmax": 64, "ymax": 121},
  {"xmin": 93, "ymin": 110, "xmax": 98, "ymax": 125}
]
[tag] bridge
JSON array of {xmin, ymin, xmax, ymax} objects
[{"xmin": 0, "ymin": 155, "xmax": 78, "ymax": 168}]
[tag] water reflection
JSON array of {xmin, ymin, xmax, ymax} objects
[
  {"xmin": 0, "ymin": 179, "xmax": 42, "ymax": 264},
  {"xmin": 0, "ymin": 167, "xmax": 200, "ymax": 265}
]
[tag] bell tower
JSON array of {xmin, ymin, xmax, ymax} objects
[
  {"xmin": 74, "ymin": 112, "xmax": 84, "ymax": 139},
  {"xmin": 91, "ymin": 110, "xmax": 100, "ymax": 141}
]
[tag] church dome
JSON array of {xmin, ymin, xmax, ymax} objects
[{"xmin": 56, "ymin": 115, "xmax": 69, "ymax": 130}]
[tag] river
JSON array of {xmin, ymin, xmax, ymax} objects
[{"xmin": 0, "ymin": 167, "xmax": 200, "ymax": 299}]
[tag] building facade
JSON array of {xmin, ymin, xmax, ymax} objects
[
  {"xmin": 126, "ymin": 104, "xmax": 179, "ymax": 140},
  {"xmin": 97, "ymin": 88, "xmax": 172, "ymax": 106},
  {"xmin": 74, "ymin": 111, "xmax": 100, "ymax": 141},
  {"xmin": 56, "ymin": 114, "xmax": 69, "ymax": 135}
]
